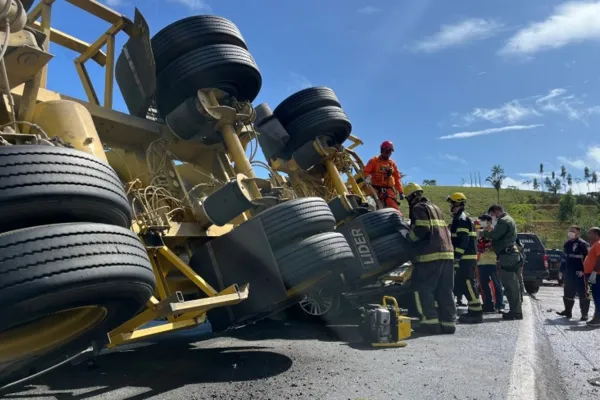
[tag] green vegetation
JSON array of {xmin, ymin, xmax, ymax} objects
[{"xmin": 399, "ymin": 185, "xmax": 599, "ymax": 249}]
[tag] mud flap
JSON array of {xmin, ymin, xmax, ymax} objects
[{"xmin": 190, "ymin": 217, "xmax": 289, "ymax": 331}]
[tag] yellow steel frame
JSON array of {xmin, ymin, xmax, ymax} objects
[{"xmin": 13, "ymin": 0, "xmax": 254, "ymax": 347}]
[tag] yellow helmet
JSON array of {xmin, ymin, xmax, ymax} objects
[
  {"xmin": 446, "ymin": 192, "xmax": 467, "ymax": 204},
  {"xmin": 404, "ymin": 182, "xmax": 423, "ymax": 197}
]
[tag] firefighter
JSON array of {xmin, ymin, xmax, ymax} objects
[
  {"xmin": 398, "ymin": 183, "xmax": 456, "ymax": 334},
  {"xmin": 447, "ymin": 193, "xmax": 483, "ymax": 324},
  {"xmin": 363, "ymin": 141, "xmax": 404, "ymax": 210},
  {"xmin": 556, "ymin": 225, "xmax": 590, "ymax": 321}
]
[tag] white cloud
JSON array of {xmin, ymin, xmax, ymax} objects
[
  {"xmin": 167, "ymin": 0, "xmax": 211, "ymax": 11},
  {"xmin": 557, "ymin": 145, "xmax": 600, "ymax": 170},
  {"xmin": 500, "ymin": 1, "xmax": 600, "ymax": 55},
  {"xmin": 412, "ymin": 18, "xmax": 503, "ymax": 53},
  {"xmin": 287, "ymin": 72, "xmax": 312, "ymax": 93},
  {"xmin": 455, "ymin": 88, "xmax": 600, "ymax": 126},
  {"xmin": 358, "ymin": 6, "xmax": 380, "ymax": 14},
  {"xmin": 441, "ymin": 154, "xmax": 467, "ymax": 164},
  {"xmin": 440, "ymin": 124, "xmax": 543, "ymax": 140},
  {"xmin": 103, "ymin": 0, "xmax": 125, "ymax": 6}
]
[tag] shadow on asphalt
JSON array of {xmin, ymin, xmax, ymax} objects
[
  {"xmin": 566, "ymin": 325, "xmax": 600, "ymax": 332},
  {"xmin": 3, "ymin": 343, "xmax": 293, "ymax": 400},
  {"xmin": 544, "ymin": 317, "xmax": 584, "ymax": 327}
]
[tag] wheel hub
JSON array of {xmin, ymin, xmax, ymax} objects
[{"xmin": 299, "ymin": 288, "xmax": 334, "ymax": 316}]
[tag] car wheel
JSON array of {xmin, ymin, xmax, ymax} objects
[
  {"xmin": 274, "ymin": 87, "xmax": 341, "ymax": 126},
  {"xmin": 152, "ymin": 15, "xmax": 248, "ymax": 75},
  {"xmin": 0, "ymin": 145, "xmax": 132, "ymax": 233},
  {"xmin": 524, "ymin": 281, "xmax": 540, "ymax": 294},
  {"xmin": 155, "ymin": 44, "xmax": 262, "ymax": 117},
  {"xmin": 0, "ymin": 223, "xmax": 155, "ymax": 385}
]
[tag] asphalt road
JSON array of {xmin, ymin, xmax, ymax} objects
[{"xmin": 4, "ymin": 284, "xmax": 600, "ymax": 400}]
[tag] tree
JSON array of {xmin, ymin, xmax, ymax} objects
[
  {"xmin": 423, "ymin": 179, "xmax": 437, "ymax": 186},
  {"xmin": 544, "ymin": 176, "xmax": 553, "ymax": 193},
  {"xmin": 592, "ymin": 172, "xmax": 598, "ymax": 192},
  {"xmin": 487, "ymin": 164, "xmax": 505, "ymax": 203},
  {"xmin": 575, "ymin": 177, "xmax": 583, "ymax": 193},
  {"xmin": 585, "ymin": 167, "xmax": 591, "ymax": 192},
  {"xmin": 460, "ymin": 178, "xmax": 466, "ymax": 187},
  {"xmin": 551, "ymin": 171, "xmax": 556, "ymax": 180},
  {"xmin": 560, "ymin": 165, "xmax": 567, "ymax": 193},
  {"xmin": 558, "ymin": 191, "xmax": 577, "ymax": 222},
  {"xmin": 533, "ymin": 178, "xmax": 540, "ymax": 191},
  {"xmin": 551, "ymin": 178, "xmax": 562, "ymax": 195},
  {"xmin": 567, "ymin": 173, "xmax": 573, "ymax": 191},
  {"xmin": 539, "ymin": 163, "xmax": 545, "ymax": 191},
  {"xmin": 523, "ymin": 180, "xmax": 532, "ymax": 190}
]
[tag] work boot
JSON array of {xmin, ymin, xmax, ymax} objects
[
  {"xmin": 440, "ymin": 323, "xmax": 456, "ymax": 334},
  {"xmin": 587, "ymin": 316, "xmax": 600, "ymax": 327},
  {"xmin": 482, "ymin": 305, "xmax": 496, "ymax": 313},
  {"xmin": 502, "ymin": 312, "xmax": 523, "ymax": 320},
  {"xmin": 580, "ymin": 299, "xmax": 590, "ymax": 321},
  {"xmin": 458, "ymin": 311, "xmax": 483, "ymax": 324},
  {"xmin": 556, "ymin": 297, "xmax": 574, "ymax": 319}
]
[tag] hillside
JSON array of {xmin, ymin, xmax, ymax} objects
[{"xmin": 397, "ymin": 186, "xmax": 599, "ymax": 249}]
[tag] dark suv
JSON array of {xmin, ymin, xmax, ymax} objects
[{"xmin": 517, "ymin": 233, "xmax": 549, "ymax": 294}]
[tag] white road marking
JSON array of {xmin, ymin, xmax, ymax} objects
[{"xmin": 507, "ymin": 297, "xmax": 536, "ymax": 400}]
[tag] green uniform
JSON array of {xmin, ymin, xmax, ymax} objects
[{"xmin": 482, "ymin": 213, "xmax": 523, "ymax": 314}]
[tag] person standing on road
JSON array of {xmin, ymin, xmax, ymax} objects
[
  {"xmin": 398, "ymin": 183, "xmax": 456, "ymax": 335},
  {"xmin": 481, "ymin": 205, "xmax": 524, "ymax": 320},
  {"xmin": 363, "ymin": 141, "xmax": 404, "ymax": 210},
  {"xmin": 584, "ymin": 227, "xmax": 600, "ymax": 327},
  {"xmin": 516, "ymin": 237, "xmax": 526, "ymax": 298},
  {"xmin": 556, "ymin": 226, "xmax": 590, "ymax": 321},
  {"xmin": 477, "ymin": 214, "xmax": 505, "ymax": 313},
  {"xmin": 447, "ymin": 193, "xmax": 483, "ymax": 324}
]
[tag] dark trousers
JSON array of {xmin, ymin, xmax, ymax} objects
[
  {"xmin": 591, "ymin": 281, "xmax": 600, "ymax": 318},
  {"xmin": 478, "ymin": 264, "xmax": 504, "ymax": 309},
  {"xmin": 454, "ymin": 260, "xmax": 482, "ymax": 312},
  {"xmin": 410, "ymin": 260, "xmax": 456, "ymax": 328},
  {"xmin": 563, "ymin": 269, "xmax": 590, "ymax": 314}
]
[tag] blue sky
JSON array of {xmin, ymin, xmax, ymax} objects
[{"xmin": 46, "ymin": 0, "xmax": 600, "ymax": 190}]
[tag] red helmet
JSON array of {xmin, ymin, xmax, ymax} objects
[{"xmin": 381, "ymin": 141, "xmax": 394, "ymax": 151}]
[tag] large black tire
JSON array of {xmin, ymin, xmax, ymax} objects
[
  {"xmin": 371, "ymin": 232, "xmax": 411, "ymax": 265},
  {"xmin": 0, "ymin": 223, "xmax": 155, "ymax": 383},
  {"xmin": 0, "ymin": 145, "xmax": 132, "ymax": 233},
  {"xmin": 356, "ymin": 208, "xmax": 406, "ymax": 240},
  {"xmin": 274, "ymin": 87, "xmax": 341, "ymax": 126},
  {"xmin": 284, "ymin": 106, "xmax": 352, "ymax": 153},
  {"xmin": 274, "ymin": 232, "xmax": 354, "ymax": 288},
  {"xmin": 254, "ymin": 197, "xmax": 336, "ymax": 249},
  {"xmin": 156, "ymin": 44, "xmax": 262, "ymax": 117},
  {"xmin": 152, "ymin": 15, "xmax": 248, "ymax": 75},
  {"xmin": 525, "ymin": 281, "xmax": 540, "ymax": 294}
]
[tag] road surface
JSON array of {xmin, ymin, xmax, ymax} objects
[{"xmin": 3, "ymin": 284, "xmax": 600, "ymax": 400}]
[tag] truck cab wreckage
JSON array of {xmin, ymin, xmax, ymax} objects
[{"xmin": 0, "ymin": 1, "xmax": 415, "ymax": 388}]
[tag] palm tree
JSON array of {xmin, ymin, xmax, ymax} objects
[
  {"xmin": 560, "ymin": 165, "xmax": 567, "ymax": 192},
  {"xmin": 585, "ymin": 167, "xmax": 591, "ymax": 192},
  {"xmin": 533, "ymin": 178, "xmax": 540, "ymax": 191},
  {"xmin": 539, "ymin": 163, "xmax": 545, "ymax": 192},
  {"xmin": 487, "ymin": 164, "xmax": 505, "ymax": 203}
]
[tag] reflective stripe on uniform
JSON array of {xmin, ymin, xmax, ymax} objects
[
  {"xmin": 469, "ymin": 232, "xmax": 477, "ymax": 237},
  {"xmin": 451, "ymin": 233, "xmax": 457, "ymax": 238},
  {"xmin": 409, "ymin": 231, "xmax": 418, "ymax": 242},
  {"xmin": 455, "ymin": 248, "xmax": 465, "ymax": 254},
  {"xmin": 568, "ymin": 254, "xmax": 584, "ymax": 259},
  {"xmin": 461, "ymin": 255, "xmax": 477, "ymax": 260},
  {"xmin": 457, "ymin": 228, "xmax": 470, "ymax": 234},
  {"xmin": 415, "ymin": 219, "xmax": 448, "ymax": 227},
  {"xmin": 415, "ymin": 252, "xmax": 455, "ymax": 262},
  {"xmin": 441, "ymin": 321, "xmax": 456, "ymax": 327},
  {"xmin": 414, "ymin": 292, "xmax": 424, "ymax": 319},
  {"xmin": 421, "ymin": 318, "xmax": 440, "ymax": 325}
]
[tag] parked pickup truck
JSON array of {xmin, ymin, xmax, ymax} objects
[{"xmin": 517, "ymin": 233, "xmax": 550, "ymax": 294}]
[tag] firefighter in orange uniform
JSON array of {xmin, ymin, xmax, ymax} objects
[{"xmin": 363, "ymin": 141, "xmax": 404, "ymax": 210}]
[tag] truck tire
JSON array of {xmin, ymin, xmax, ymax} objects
[
  {"xmin": 152, "ymin": 15, "xmax": 248, "ymax": 75},
  {"xmin": 371, "ymin": 232, "xmax": 411, "ymax": 265},
  {"xmin": 274, "ymin": 232, "xmax": 354, "ymax": 288},
  {"xmin": 356, "ymin": 208, "xmax": 405, "ymax": 241},
  {"xmin": 255, "ymin": 197, "xmax": 335, "ymax": 249},
  {"xmin": 284, "ymin": 106, "xmax": 352, "ymax": 153},
  {"xmin": 0, "ymin": 223, "xmax": 155, "ymax": 382},
  {"xmin": 0, "ymin": 145, "xmax": 132, "ymax": 233},
  {"xmin": 525, "ymin": 281, "xmax": 540, "ymax": 294},
  {"xmin": 156, "ymin": 44, "xmax": 262, "ymax": 117},
  {"xmin": 274, "ymin": 87, "xmax": 341, "ymax": 126}
]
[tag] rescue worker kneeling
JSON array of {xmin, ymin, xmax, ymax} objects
[
  {"xmin": 447, "ymin": 193, "xmax": 483, "ymax": 324},
  {"xmin": 363, "ymin": 141, "xmax": 404, "ymax": 210},
  {"xmin": 399, "ymin": 183, "xmax": 456, "ymax": 334}
]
